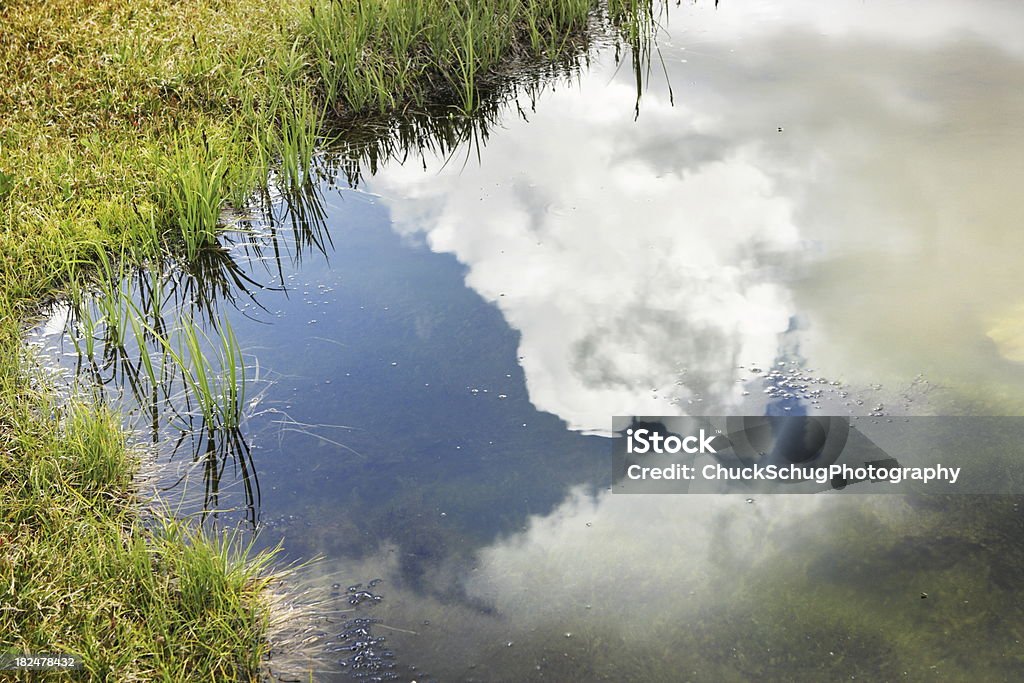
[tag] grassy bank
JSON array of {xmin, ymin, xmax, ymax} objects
[
  {"xmin": 0, "ymin": 0, "xmax": 655, "ymax": 678},
  {"xmin": 0, "ymin": 385, "xmax": 276, "ymax": 680},
  {"xmin": 0, "ymin": 0, "xmax": 652, "ymax": 309}
]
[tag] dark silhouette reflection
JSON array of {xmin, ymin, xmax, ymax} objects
[
  {"xmin": 320, "ymin": 10, "xmax": 668, "ymax": 187},
  {"xmin": 609, "ymin": 1, "xmax": 674, "ymax": 119},
  {"xmin": 173, "ymin": 241, "xmax": 273, "ymax": 324},
  {"xmin": 164, "ymin": 422, "xmax": 261, "ymax": 528},
  {"xmin": 322, "ymin": 73, "xmax": 574, "ymax": 189},
  {"xmin": 242, "ymin": 182, "xmax": 335, "ymax": 287}
]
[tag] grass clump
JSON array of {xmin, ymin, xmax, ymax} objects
[{"xmin": 0, "ymin": 371, "xmax": 277, "ymax": 681}]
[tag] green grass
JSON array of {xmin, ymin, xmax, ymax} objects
[
  {"xmin": 0, "ymin": 0, "xmax": 659, "ymax": 678},
  {"xmin": 0, "ymin": 374, "xmax": 278, "ymax": 681},
  {"xmin": 173, "ymin": 313, "xmax": 246, "ymax": 433},
  {"xmin": 0, "ymin": 0, "xmax": 656, "ymax": 309}
]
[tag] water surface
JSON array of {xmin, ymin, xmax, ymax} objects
[{"xmin": 29, "ymin": 1, "xmax": 1024, "ymax": 680}]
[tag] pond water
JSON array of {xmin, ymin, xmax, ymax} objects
[{"xmin": 28, "ymin": 0, "xmax": 1024, "ymax": 680}]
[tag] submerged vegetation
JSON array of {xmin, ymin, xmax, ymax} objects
[{"xmin": 0, "ymin": 0, "xmax": 662, "ymax": 678}]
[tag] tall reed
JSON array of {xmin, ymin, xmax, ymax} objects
[{"xmin": 160, "ymin": 142, "xmax": 230, "ymax": 262}]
